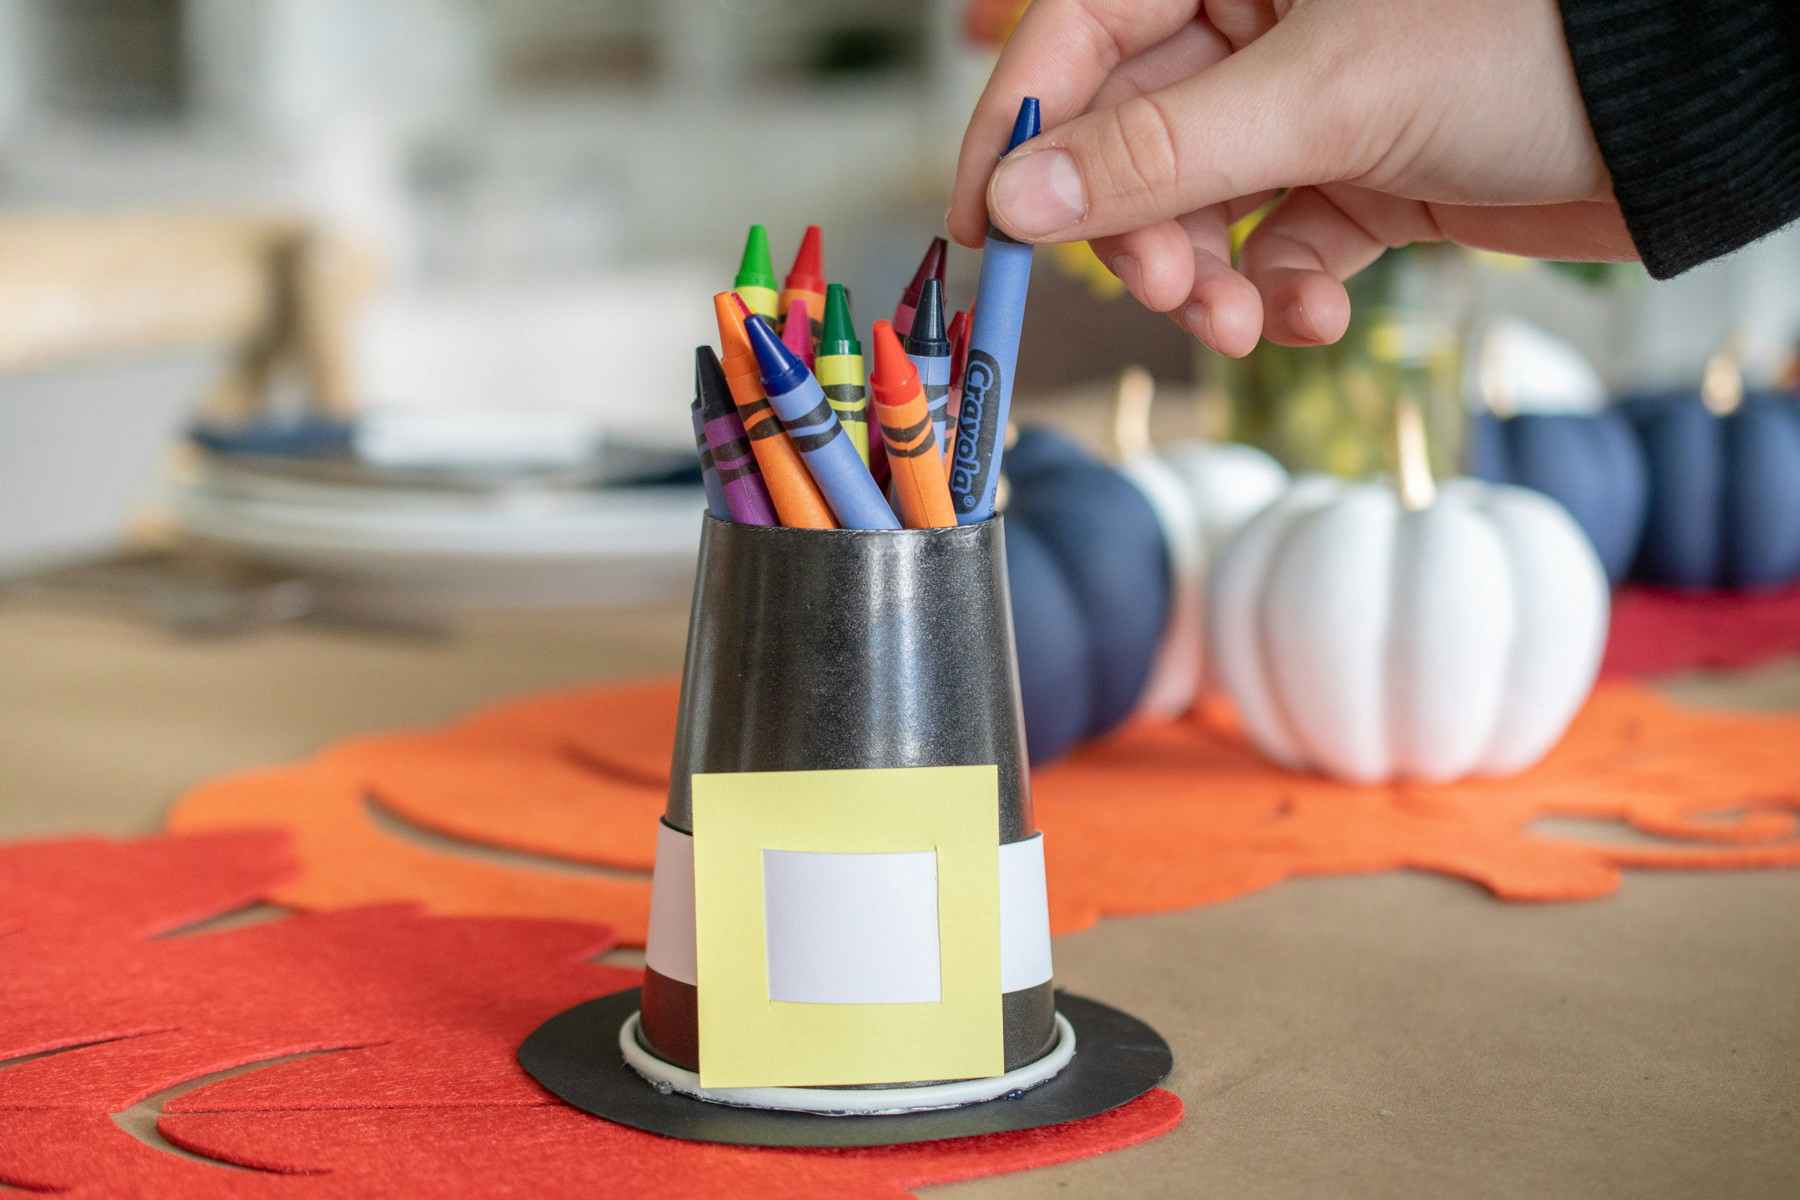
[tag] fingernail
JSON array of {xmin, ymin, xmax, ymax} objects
[
  {"xmin": 1286, "ymin": 300, "xmax": 1320, "ymax": 342},
  {"xmin": 991, "ymin": 149, "xmax": 1086, "ymax": 238},
  {"xmin": 1107, "ymin": 254, "xmax": 1142, "ymax": 297}
]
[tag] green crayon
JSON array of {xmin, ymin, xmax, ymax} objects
[{"xmin": 732, "ymin": 224, "xmax": 779, "ymax": 322}]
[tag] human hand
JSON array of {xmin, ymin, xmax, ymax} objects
[{"xmin": 948, "ymin": 0, "xmax": 1636, "ymax": 355}]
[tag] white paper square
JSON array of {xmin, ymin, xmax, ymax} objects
[{"xmin": 762, "ymin": 849, "xmax": 941, "ymax": 1004}]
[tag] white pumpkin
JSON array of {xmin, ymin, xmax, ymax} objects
[
  {"xmin": 1475, "ymin": 317, "xmax": 1608, "ymax": 415},
  {"xmin": 1160, "ymin": 441, "xmax": 1293, "ymax": 542},
  {"xmin": 1206, "ymin": 473, "xmax": 1608, "ymax": 783},
  {"xmin": 1124, "ymin": 441, "xmax": 1288, "ymax": 717}
]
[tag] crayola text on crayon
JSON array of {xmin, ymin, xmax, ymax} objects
[{"xmin": 951, "ymin": 350, "xmax": 1003, "ymax": 515}]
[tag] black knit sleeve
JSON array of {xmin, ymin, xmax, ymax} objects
[{"xmin": 1560, "ymin": 2, "xmax": 1800, "ymax": 278}]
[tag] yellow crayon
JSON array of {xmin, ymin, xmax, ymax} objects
[{"xmin": 815, "ymin": 283, "xmax": 869, "ymax": 465}]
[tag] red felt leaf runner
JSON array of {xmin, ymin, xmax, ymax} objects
[
  {"xmin": 1601, "ymin": 582, "xmax": 1800, "ymax": 678},
  {"xmin": 0, "ymin": 833, "xmax": 1179, "ymax": 1197}
]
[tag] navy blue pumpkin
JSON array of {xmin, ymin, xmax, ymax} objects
[
  {"xmin": 1002, "ymin": 427, "xmax": 1172, "ymax": 764},
  {"xmin": 1624, "ymin": 391, "xmax": 1800, "ymax": 589},
  {"xmin": 1466, "ymin": 410, "xmax": 1647, "ymax": 585}
]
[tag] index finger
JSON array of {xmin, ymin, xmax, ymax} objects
[{"xmin": 947, "ymin": 0, "xmax": 1203, "ymax": 247}]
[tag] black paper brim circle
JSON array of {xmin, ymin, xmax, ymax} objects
[{"xmin": 517, "ymin": 987, "xmax": 1172, "ymax": 1148}]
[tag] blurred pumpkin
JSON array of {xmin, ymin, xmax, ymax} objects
[
  {"xmin": 1466, "ymin": 410, "xmax": 1648, "ymax": 585},
  {"xmin": 1624, "ymin": 380, "xmax": 1800, "ymax": 590},
  {"xmin": 1208, "ymin": 405, "xmax": 1607, "ymax": 783},
  {"xmin": 1003, "ymin": 425, "xmax": 1171, "ymax": 764},
  {"xmin": 1106, "ymin": 368, "xmax": 1288, "ymax": 717}
]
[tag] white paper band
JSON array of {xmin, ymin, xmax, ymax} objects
[
  {"xmin": 645, "ymin": 821, "xmax": 697, "ymax": 984},
  {"xmin": 998, "ymin": 833, "xmax": 1054, "ymax": 993},
  {"xmin": 644, "ymin": 826, "xmax": 1053, "ymax": 994}
]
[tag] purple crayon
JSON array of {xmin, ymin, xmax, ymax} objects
[
  {"xmin": 696, "ymin": 346, "xmax": 777, "ymax": 526},
  {"xmin": 690, "ymin": 397, "xmax": 730, "ymax": 519}
]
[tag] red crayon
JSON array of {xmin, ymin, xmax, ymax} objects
[
  {"xmin": 780, "ymin": 297, "xmax": 815, "ymax": 370},
  {"xmin": 944, "ymin": 307, "xmax": 972, "ymax": 461},
  {"xmin": 869, "ymin": 413, "xmax": 892, "ymax": 491},
  {"xmin": 892, "ymin": 236, "xmax": 947, "ymax": 340},
  {"xmin": 778, "ymin": 225, "xmax": 827, "ymax": 343}
]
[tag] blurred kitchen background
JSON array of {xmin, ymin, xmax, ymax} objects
[{"xmin": 3, "ymin": 0, "xmax": 1799, "ymax": 625}]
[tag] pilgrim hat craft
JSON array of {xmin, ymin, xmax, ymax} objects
[{"xmin": 519, "ymin": 515, "xmax": 1173, "ymax": 1148}]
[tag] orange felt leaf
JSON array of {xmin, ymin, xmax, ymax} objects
[
  {"xmin": 450, "ymin": 677, "xmax": 684, "ymax": 788},
  {"xmin": 167, "ymin": 681, "xmax": 1800, "ymax": 944},
  {"xmin": 0, "ymin": 833, "xmax": 1181, "ymax": 1197}
]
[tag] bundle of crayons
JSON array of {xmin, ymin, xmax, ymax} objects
[{"xmin": 689, "ymin": 97, "xmax": 1042, "ymax": 532}]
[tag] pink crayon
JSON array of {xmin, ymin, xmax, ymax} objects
[
  {"xmin": 780, "ymin": 297, "xmax": 815, "ymax": 370},
  {"xmin": 696, "ymin": 346, "xmax": 777, "ymax": 526}
]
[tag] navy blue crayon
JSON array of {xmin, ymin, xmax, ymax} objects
[
  {"xmin": 951, "ymin": 96, "xmax": 1041, "ymax": 524},
  {"xmin": 690, "ymin": 398, "xmax": 730, "ymax": 519},
  {"xmin": 743, "ymin": 315, "xmax": 899, "ymax": 530},
  {"xmin": 903, "ymin": 276, "xmax": 953, "ymax": 457}
]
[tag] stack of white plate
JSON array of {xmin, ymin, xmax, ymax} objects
[{"xmin": 169, "ymin": 450, "xmax": 705, "ymax": 609}]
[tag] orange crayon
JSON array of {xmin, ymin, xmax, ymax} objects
[
  {"xmin": 870, "ymin": 319, "xmax": 956, "ymax": 529},
  {"xmin": 713, "ymin": 291, "xmax": 835, "ymax": 529},
  {"xmin": 778, "ymin": 225, "xmax": 827, "ymax": 343}
]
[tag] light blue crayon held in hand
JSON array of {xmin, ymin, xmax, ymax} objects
[
  {"xmin": 743, "ymin": 315, "xmax": 899, "ymax": 530},
  {"xmin": 951, "ymin": 96, "xmax": 1041, "ymax": 524}
]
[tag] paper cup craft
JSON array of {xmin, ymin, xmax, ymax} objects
[
  {"xmin": 520, "ymin": 516, "xmax": 1171, "ymax": 1148},
  {"xmin": 1207, "ymin": 404, "xmax": 1608, "ymax": 784}
]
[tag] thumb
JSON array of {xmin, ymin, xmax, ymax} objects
[{"xmin": 986, "ymin": 24, "xmax": 1366, "ymax": 244}]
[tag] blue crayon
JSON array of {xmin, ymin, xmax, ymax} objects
[
  {"xmin": 904, "ymin": 276, "xmax": 953, "ymax": 457},
  {"xmin": 743, "ymin": 314, "xmax": 899, "ymax": 530},
  {"xmin": 690, "ymin": 398, "xmax": 730, "ymax": 519},
  {"xmin": 951, "ymin": 96, "xmax": 1041, "ymax": 524}
]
